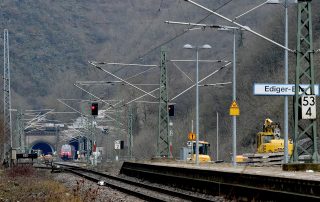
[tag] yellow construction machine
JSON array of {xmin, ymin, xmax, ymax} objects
[
  {"xmin": 187, "ymin": 132, "xmax": 211, "ymax": 162},
  {"xmin": 257, "ymin": 118, "xmax": 293, "ymax": 154},
  {"xmin": 236, "ymin": 118, "xmax": 293, "ymax": 164}
]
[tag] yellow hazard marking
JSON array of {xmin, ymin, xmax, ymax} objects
[
  {"xmin": 229, "ymin": 100, "xmax": 240, "ymax": 116},
  {"xmin": 188, "ymin": 132, "xmax": 196, "ymax": 141}
]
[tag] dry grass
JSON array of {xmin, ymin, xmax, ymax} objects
[
  {"xmin": 0, "ymin": 165, "xmax": 82, "ymax": 202},
  {"xmin": 72, "ymin": 179, "xmax": 101, "ymax": 202}
]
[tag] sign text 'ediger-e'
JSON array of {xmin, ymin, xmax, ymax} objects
[{"xmin": 254, "ymin": 84, "xmax": 319, "ymax": 96}]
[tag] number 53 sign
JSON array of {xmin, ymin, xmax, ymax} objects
[{"xmin": 302, "ymin": 95, "xmax": 316, "ymax": 119}]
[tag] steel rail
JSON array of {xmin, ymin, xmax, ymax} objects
[
  {"xmin": 66, "ymin": 169, "xmax": 165, "ymax": 202},
  {"xmin": 54, "ymin": 163, "xmax": 214, "ymax": 202}
]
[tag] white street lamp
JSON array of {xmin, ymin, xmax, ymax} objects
[{"xmin": 183, "ymin": 44, "xmax": 212, "ymax": 165}]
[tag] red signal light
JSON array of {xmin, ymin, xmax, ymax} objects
[{"xmin": 91, "ymin": 103, "xmax": 98, "ymax": 115}]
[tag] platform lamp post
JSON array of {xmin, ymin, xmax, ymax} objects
[
  {"xmin": 236, "ymin": 0, "xmax": 296, "ymax": 166},
  {"xmin": 236, "ymin": 0, "xmax": 298, "ymax": 164},
  {"xmin": 265, "ymin": 0, "xmax": 298, "ymax": 166},
  {"xmin": 166, "ymin": 20, "xmax": 241, "ymax": 166},
  {"xmin": 183, "ymin": 44, "xmax": 212, "ymax": 165}
]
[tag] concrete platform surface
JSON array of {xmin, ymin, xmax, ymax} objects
[{"xmin": 142, "ymin": 161, "xmax": 320, "ymax": 182}]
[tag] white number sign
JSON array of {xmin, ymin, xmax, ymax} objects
[
  {"xmin": 114, "ymin": 140, "xmax": 120, "ymax": 150},
  {"xmin": 302, "ymin": 95, "xmax": 316, "ymax": 119}
]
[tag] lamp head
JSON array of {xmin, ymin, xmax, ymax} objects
[
  {"xmin": 201, "ymin": 44, "xmax": 212, "ymax": 49},
  {"xmin": 183, "ymin": 44, "xmax": 194, "ymax": 49}
]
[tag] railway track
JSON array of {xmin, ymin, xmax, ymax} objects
[{"xmin": 54, "ymin": 162, "xmax": 217, "ymax": 202}]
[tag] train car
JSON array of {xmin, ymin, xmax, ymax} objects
[{"xmin": 60, "ymin": 144, "xmax": 74, "ymax": 160}]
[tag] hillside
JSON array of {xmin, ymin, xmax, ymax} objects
[{"xmin": 1, "ymin": 0, "xmax": 320, "ymax": 160}]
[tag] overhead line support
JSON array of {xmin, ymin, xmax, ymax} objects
[
  {"xmin": 3, "ymin": 29, "xmax": 12, "ymax": 165},
  {"xmin": 293, "ymin": 0, "xmax": 319, "ymax": 163},
  {"xmin": 157, "ymin": 47, "xmax": 170, "ymax": 158},
  {"xmin": 184, "ymin": 0, "xmax": 295, "ymax": 53}
]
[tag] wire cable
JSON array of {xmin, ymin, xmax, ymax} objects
[{"xmin": 112, "ymin": 0, "xmax": 234, "ymax": 75}]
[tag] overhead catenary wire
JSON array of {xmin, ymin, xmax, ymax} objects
[
  {"xmin": 170, "ymin": 62, "xmax": 232, "ymax": 101},
  {"xmin": 171, "ymin": 58, "xmax": 230, "ymax": 85},
  {"xmin": 233, "ymin": 0, "xmax": 270, "ymax": 21},
  {"xmin": 131, "ymin": 0, "xmax": 162, "ymax": 59},
  {"xmin": 112, "ymin": 0, "xmax": 234, "ymax": 75},
  {"xmin": 94, "ymin": 62, "xmax": 157, "ymax": 67},
  {"xmin": 72, "ymin": 1, "xmax": 233, "ymax": 127},
  {"xmin": 199, "ymin": 82, "xmax": 232, "ymax": 87},
  {"xmin": 72, "ymin": 84, "xmax": 124, "ymax": 125},
  {"xmin": 22, "ymin": 112, "xmax": 49, "ymax": 129},
  {"xmin": 25, "ymin": 110, "xmax": 54, "ymax": 129},
  {"xmin": 170, "ymin": 59, "xmax": 230, "ymax": 63},
  {"xmin": 57, "ymin": 99, "xmax": 85, "ymax": 117},
  {"xmin": 48, "ymin": 112, "xmax": 78, "ymax": 114},
  {"xmin": 165, "ymin": 21, "xmax": 239, "ymax": 30},
  {"xmin": 124, "ymin": 66, "xmax": 158, "ymax": 80},
  {"xmin": 126, "ymin": 87, "xmax": 160, "ymax": 106},
  {"xmin": 76, "ymin": 81, "xmax": 158, "ymax": 86},
  {"xmin": 89, "ymin": 61, "xmax": 158, "ymax": 99},
  {"xmin": 184, "ymin": 0, "xmax": 295, "ymax": 53},
  {"xmin": 105, "ymin": 87, "xmax": 160, "ymax": 110},
  {"xmin": 56, "ymin": 99, "xmax": 122, "ymax": 129},
  {"xmin": 74, "ymin": 83, "xmax": 114, "ymax": 108},
  {"xmin": 134, "ymin": 101, "xmax": 176, "ymax": 104},
  {"xmin": 172, "ymin": 62, "xmax": 194, "ymax": 82},
  {"xmin": 25, "ymin": 109, "xmax": 54, "ymax": 112},
  {"xmin": 58, "ymin": 98, "xmax": 121, "ymax": 102}
]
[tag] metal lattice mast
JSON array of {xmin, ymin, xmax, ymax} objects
[
  {"xmin": 16, "ymin": 109, "xmax": 25, "ymax": 152},
  {"xmin": 127, "ymin": 105, "xmax": 133, "ymax": 159},
  {"xmin": 3, "ymin": 29, "xmax": 12, "ymax": 160},
  {"xmin": 157, "ymin": 47, "xmax": 169, "ymax": 157},
  {"xmin": 293, "ymin": 0, "xmax": 319, "ymax": 162}
]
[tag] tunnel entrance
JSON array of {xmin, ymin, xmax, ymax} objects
[{"xmin": 31, "ymin": 142, "xmax": 54, "ymax": 155}]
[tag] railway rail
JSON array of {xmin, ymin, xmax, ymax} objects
[
  {"xmin": 38, "ymin": 161, "xmax": 320, "ymax": 201},
  {"xmin": 53, "ymin": 162, "xmax": 217, "ymax": 202}
]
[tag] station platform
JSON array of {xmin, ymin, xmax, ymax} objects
[
  {"xmin": 120, "ymin": 160, "xmax": 320, "ymax": 200},
  {"xmin": 144, "ymin": 160, "xmax": 320, "ymax": 182}
]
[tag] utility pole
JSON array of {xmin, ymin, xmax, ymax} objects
[
  {"xmin": 157, "ymin": 47, "xmax": 170, "ymax": 158},
  {"xmin": 232, "ymin": 29, "xmax": 237, "ymax": 167},
  {"xmin": 55, "ymin": 125, "xmax": 60, "ymax": 156},
  {"xmin": 3, "ymin": 29, "xmax": 12, "ymax": 164},
  {"xmin": 216, "ymin": 112, "xmax": 219, "ymax": 161},
  {"xmin": 127, "ymin": 105, "xmax": 133, "ymax": 159},
  {"xmin": 283, "ymin": 0, "xmax": 289, "ymax": 164},
  {"xmin": 116, "ymin": 103, "xmax": 121, "ymax": 160},
  {"xmin": 168, "ymin": 120, "xmax": 173, "ymax": 158},
  {"xmin": 85, "ymin": 116, "xmax": 93, "ymax": 163},
  {"xmin": 293, "ymin": 0, "xmax": 319, "ymax": 163}
]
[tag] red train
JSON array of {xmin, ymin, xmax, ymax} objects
[{"xmin": 60, "ymin": 144, "xmax": 74, "ymax": 160}]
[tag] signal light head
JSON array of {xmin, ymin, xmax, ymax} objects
[
  {"xmin": 168, "ymin": 104, "xmax": 174, "ymax": 116},
  {"xmin": 91, "ymin": 103, "xmax": 98, "ymax": 116}
]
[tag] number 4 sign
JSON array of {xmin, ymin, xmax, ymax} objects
[{"xmin": 302, "ymin": 95, "xmax": 316, "ymax": 119}]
